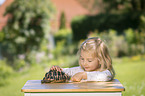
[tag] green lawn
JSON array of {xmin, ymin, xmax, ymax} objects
[
  {"xmin": 113, "ymin": 59, "xmax": 145, "ymax": 96},
  {"xmin": 0, "ymin": 65, "xmax": 46, "ymax": 96},
  {"xmin": 0, "ymin": 59, "xmax": 145, "ymax": 96}
]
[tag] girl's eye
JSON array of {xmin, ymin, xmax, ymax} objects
[
  {"xmin": 88, "ymin": 59, "xmax": 93, "ymax": 62},
  {"xmin": 81, "ymin": 58, "xmax": 84, "ymax": 60}
]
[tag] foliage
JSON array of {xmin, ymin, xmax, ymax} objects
[
  {"xmin": 16, "ymin": 28, "xmax": 76, "ymax": 68},
  {"xmin": 139, "ymin": 13, "xmax": 145, "ymax": 32},
  {"xmin": 59, "ymin": 12, "xmax": 66, "ymax": 29},
  {"xmin": 53, "ymin": 28, "xmax": 74, "ymax": 57},
  {"xmin": 2, "ymin": 0, "xmax": 55, "ymax": 60},
  {"xmin": 77, "ymin": 0, "xmax": 101, "ymax": 14},
  {"xmin": 71, "ymin": 0, "xmax": 145, "ymax": 41},
  {"xmin": 86, "ymin": 28, "xmax": 145, "ymax": 57},
  {"xmin": 47, "ymin": 55, "xmax": 78, "ymax": 68},
  {"xmin": 71, "ymin": 12, "xmax": 141, "ymax": 41},
  {"xmin": 87, "ymin": 30, "xmax": 127, "ymax": 57},
  {"xmin": 0, "ymin": 31, "xmax": 4, "ymax": 42},
  {"xmin": 103, "ymin": 0, "xmax": 145, "ymax": 13},
  {"xmin": 0, "ymin": 59, "xmax": 13, "ymax": 86},
  {"xmin": 0, "ymin": 60, "xmax": 13, "ymax": 78},
  {"xmin": 54, "ymin": 28, "xmax": 72, "ymax": 45},
  {"xmin": 125, "ymin": 28, "xmax": 136, "ymax": 44},
  {"xmin": 77, "ymin": 0, "xmax": 145, "ymax": 14},
  {"xmin": 124, "ymin": 28, "xmax": 145, "ymax": 55},
  {"xmin": 47, "ymin": 28, "xmax": 78, "ymax": 68},
  {"xmin": 13, "ymin": 58, "xmax": 26, "ymax": 71}
]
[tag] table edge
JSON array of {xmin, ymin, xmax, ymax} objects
[{"xmin": 21, "ymin": 88, "xmax": 125, "ymax": 92}]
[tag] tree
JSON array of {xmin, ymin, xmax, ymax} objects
[
  {"xmin": 77, "ymin": 0, "xmax": 101, "ymax": 14},
  {"xmin": 59, "ymin": 12, "xmax": 66, "ymax": 29},
  {"xmin": 103, "ymin": 0, "xmax": 145, "ymax": 13},
  {"xmin": 2, "ymin": 0, "xmax": 55, "ymax": 60},
  {"xmin": 77, "ymin": 0, "xmax": 145, "ymax": 13}
]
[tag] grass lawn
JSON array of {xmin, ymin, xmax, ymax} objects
[
  {"xmin": 0, "ymin": 65, "xmax": 46, "ymax": 96},
  {"xmin": 114, "ymin": 58, "xmax": 145, "ymax": 96},
  {"xmin": 0, "ymin": 59, "xmax": 145, "ymax": 96}
]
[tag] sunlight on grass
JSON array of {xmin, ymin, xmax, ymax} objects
[
  {"xmin": 114, "ymin": 59, "xmax": 145, "ymax": 96},
  {"xmin": 0, "ymin": 65, "xmax": 46, "ymax": 96},
  {"xmin": 0, "ymin": 59, "xmax": 145, "ymax": 96}
]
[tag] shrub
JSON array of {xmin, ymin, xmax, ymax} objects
[
  {"xmin": 59, "ymin": 12, "xmax": 66, "ymax": 29},
  {"xmin": 2, "ymin": 0, "xmax": 55, "ymax": 61},
  {"xmin": 53, "ymin": 28, "xmax": 75, "ymax": 57},
  {"xmin": 13, "ymin": 58, "xmax": 26, "ymax": 71},
  {"xmin": 85, "ymin": 28, "xmax": 144, "ymax": 57},
  {"xmin": 0, "ymin": 31, "xmax": 4, "ymax": 42},
  {"xmin": 124, "ymin": 29, "xmax": 145, "ymax": 55},
  {"xmin": 0, "ymin": 60, "xmax": 13, "ymax": 86},
  {"xmin": 47, "ymin": 55, "xmax": 78, "ymax": 68},
  {"xmin": 71, "ymin": 12, "xmax": 141, "ymax": 41},
  {"xmin": 54, "ymin": 28, "xmax": 72, "ymax": 45}
]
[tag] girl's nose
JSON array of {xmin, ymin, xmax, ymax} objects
[{"xmin": 83, "ymin": 60, "xmax": 87, "ymax": 66}]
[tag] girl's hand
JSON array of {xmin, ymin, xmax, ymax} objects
[
  {"xmin": 71, "ymin": 72, "xmax": 87, "ymax": 82},
  {"xmin": 50, "ymin": 65, "xmax": 62, "ymax": 71}
]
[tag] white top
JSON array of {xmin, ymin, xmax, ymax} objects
[{"xmin": 62, "ymin": 66, "xmax": 112, "ymax": 81}]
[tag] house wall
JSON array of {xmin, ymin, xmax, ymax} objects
[
  {"xmin": 0, "ymin": 0, "xmax": 94, "ymax": 31},
  {"xmin": 51, "ymin": 0, "xmax": 89, "ymax": 30},
  {"xmin": 0, "ymin": 0, "xmax": 14, "ymax": 31}
]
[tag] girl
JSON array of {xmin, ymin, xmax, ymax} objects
[{"xmin": 51, "ymin": 37, "xmax": 115, "ymax": 82}]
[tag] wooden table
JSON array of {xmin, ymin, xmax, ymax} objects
[{"xmin": 21, "ymin": 79, "xmax": 125, "ymax": 96}]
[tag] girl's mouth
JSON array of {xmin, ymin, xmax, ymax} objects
[{"xmin": 84, "ymin": 67, "xmax": 89, "ymax": 69}]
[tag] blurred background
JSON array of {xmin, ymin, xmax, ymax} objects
[{"xmin": 0, "ymin": 0, "xmax": 145, "ymax": 95}]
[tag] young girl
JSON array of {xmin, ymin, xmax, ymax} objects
[{"xmin": 51, "ymin": 37, "xmax": 115, "ymax": 82}]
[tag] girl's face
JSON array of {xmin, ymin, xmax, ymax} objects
[{"xmin": 79, "ymin": 50, "xmax": 100, "ymax": 71}]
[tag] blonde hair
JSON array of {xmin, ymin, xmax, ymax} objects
[{"xmin": 78, "ymin": 37, "xmax": 115, "ymax": 79}]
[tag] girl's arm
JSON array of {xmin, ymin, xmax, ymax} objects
[
  {"xmin": 62, "ymin": 67, "xmax": 112, "ymax": 82},
  {"xmin": 62, "ymin": 66, "xmax": 84, "ymax": 77},
  {"xmin": 71, "ymin": 72, "xmax": 87, "ymax": 82},
  {"xmin": 63, "ymin": 68, "xmax": 112, "ymax": 82},
  {"xmin": 70, "ymin": 70, "xmax": 112, "ymax": 82},
  {"xmin": 86, "ymin": 70, "xmax": 112, "ymax": 81}
]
